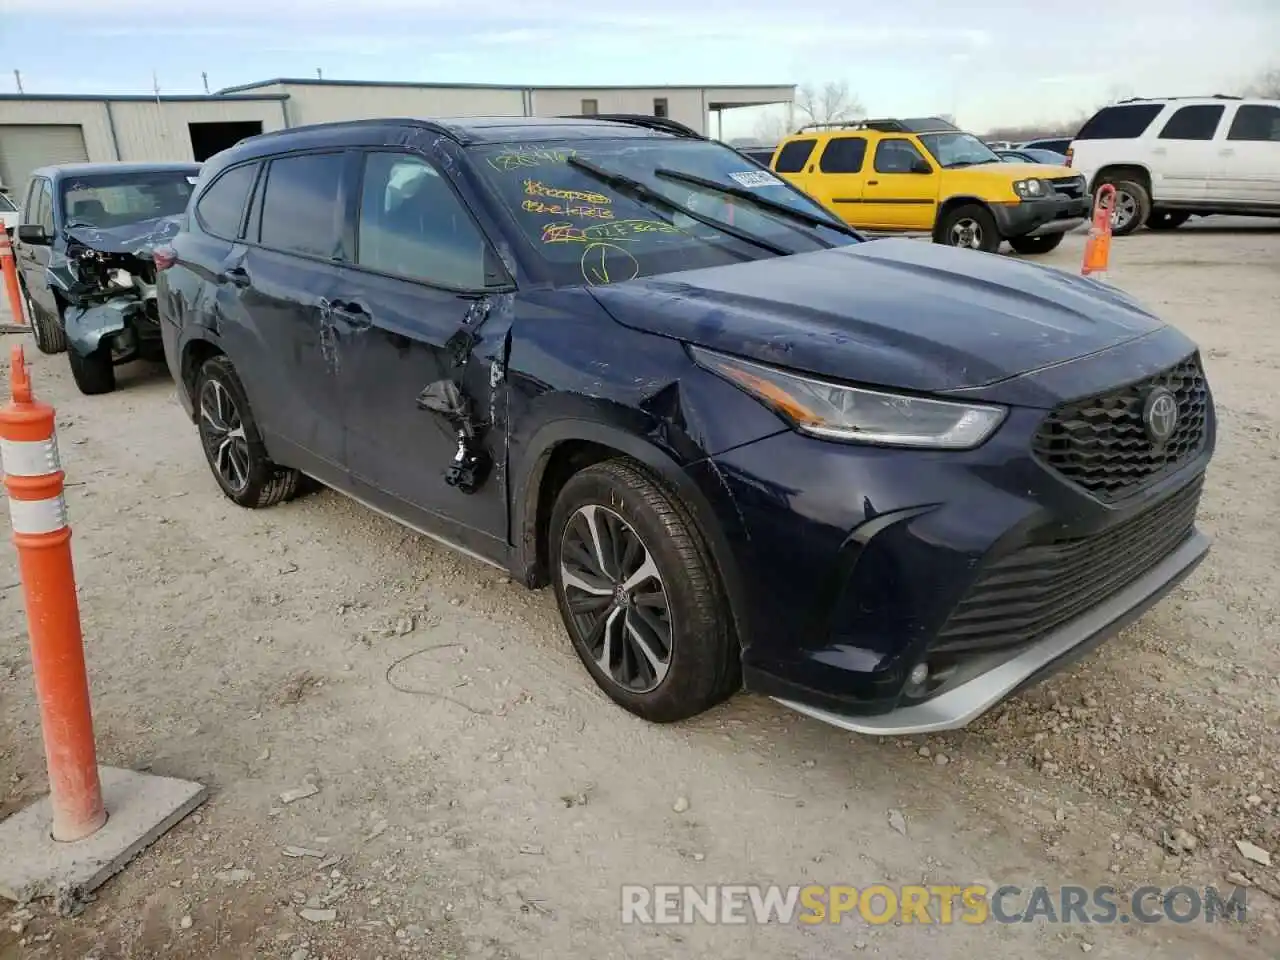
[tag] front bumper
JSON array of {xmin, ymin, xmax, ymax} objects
[
  {"xmin": 775, "ymin": 529, "xmax": 1208, "ymax": 734},
  {"xmin": 992, "ymin": 195, "xmax": 1089, "ymax": 238}
]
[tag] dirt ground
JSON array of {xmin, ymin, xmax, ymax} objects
[{"xmin": 2, "ymin": 219, "xmax": 1279, "ymax": 960}]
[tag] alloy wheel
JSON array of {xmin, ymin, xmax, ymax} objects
[
  {"xmin": 199, "ymin": 378, "xmax": 251, "ymax": 494},
  {"xmin": 1111, "ymin": 189, "xmax": 1138, "ymax": 231},
  {"xmin": 949, "ymin": 218, "xmax": 984, "ymax": 249},
  {"xmin": 559, "ymin": 504, "xmax": 673, "ymax": 693}
]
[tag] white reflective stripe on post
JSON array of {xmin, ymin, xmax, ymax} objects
[
  {"xmin": 0, "ymin": 436, "xmax": 62, "ymax": 477},
  {"xmin": 7, "ymin": 495, "xmax": 69, "ymax": 535}
]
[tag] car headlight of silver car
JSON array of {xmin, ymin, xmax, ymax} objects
[
  {"xmin": 690, "ymin": 347, "xmax": 1007, "ymax": 449},
  {"xmin": 1012, "ymin": 178, "xmax": 1050, "ymax": 200}
]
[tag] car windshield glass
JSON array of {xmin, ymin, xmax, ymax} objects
[
  {"xmin": 917, "ymin": 133, "xmax": 1002, "ymax": 168},
  {"xmin": 0, "ymin": 193, "xmax": 16, "ymax": 213},
  {"xmin": 59, "ymin": 170, "xmax": 196, "ymax": 229},
  {"xmin": 470, "ymin": 137, "xmax": 860, "ymax": 287}
]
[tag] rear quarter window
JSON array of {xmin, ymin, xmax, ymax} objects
[
  {"xmin": 1228, "ymin": 105, "xmax": 1280, "ymax": 142},
  {"xmin": 774, "ymin": 139, "xmax": 817, "ymax": 173},
  {"xmin": 194, "ymin": 163, "xmax": 258, "ymax": 239},
  {"xmin": 1075, "ymin": 104, "xmax": 1164, "ymax": 140}
]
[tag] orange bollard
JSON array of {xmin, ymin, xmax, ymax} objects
[
  {"xmin": 0, "ymin": 232, "xmax": 26, "ymax": 326},
  {"xmin": 1082, "ymin": 183, "xmax": 1116, "ymax": 280},
  {"xmin": 0, "ymin": 343, "xmax": 106, "ymax": 842}
]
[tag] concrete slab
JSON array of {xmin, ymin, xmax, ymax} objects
[{"xmin": 0, "ymin": 766, "xmax": 206, "ymax": 902}]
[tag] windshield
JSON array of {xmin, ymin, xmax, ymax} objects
[
  {"xmin": 0, "ymin": 193, "xmax": 16, "ymax": 213},
  {"xmin": 59, "ymin": 170, "xmax": 196, "ymax": 229},
  {"xmin": 470, "ymin": 137, "xmax": 859, "ymax": 287},
  {"xmin": 917, "ymin": 133, "xmax": 1001, "ymax": 169}
]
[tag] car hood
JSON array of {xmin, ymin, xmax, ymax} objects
[
  {"xmin": 64, "ymin": 215, "xmax": 182, "ymax": 256},
  {"xmin": 965, "ymin": 161, "xmax": 1076, "ymax": 179},
  {"xmin": 586, "ymin": 238, "xmax": 1166, "ymax": 394}
]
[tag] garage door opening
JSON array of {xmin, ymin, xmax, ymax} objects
[{"xmin": 188, "ymin": 121, "xmax": 263, "ymax": 162}]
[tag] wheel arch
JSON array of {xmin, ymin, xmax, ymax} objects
[
  {"xmin": 511, "ymin": 419, "xmax": 752, "ymax": 650},
  {"xmin": 933, "ymin": 195, "xmax": 992, "ymax": 241},
  {"xmin": 179, "ymin": 335, "xmax": 227, "ymax": 421},
  {"xmin": 1090, "ymin": 163, "xmax": 1152, "ymax": 196}
]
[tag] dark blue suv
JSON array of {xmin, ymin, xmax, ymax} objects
[{"xmin": 157, "ymin": 115, "xmax": 1214, "ymax": 735}]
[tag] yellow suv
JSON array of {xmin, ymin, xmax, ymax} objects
[{"xmin": 768, "ymin": 117, "xmax": 1089, "ymax": 255}]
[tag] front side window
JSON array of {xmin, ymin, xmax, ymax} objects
[
  {"xmin": 916, "ymin": 132, "xmax": 997, "ymax": 169},
  {"xmin": 1228, "ymin": 105, "xmax": 1280, "ymax": 142},
  {"xmin": 874, "ymin": 139, "xmax": 931, "ymax": 174},
  {"xmin": 59, "ymin": 170, "xmax": 196, "ymax": 229},
  {"xmin": 36, "ymin": 180, "xmax": 54, "ymax": 232},
  {"xmin": 774, "ymin": 139, "xmax": 816, "ymax": 173},
  {"xmin": 471, "ymin": 137, "xmax": 859, "ymax": 287},
  {"xmin": 356, "ymin": 152, "xmax": 498, "ymax": 290},
  {"xmin": 818, "ymin": 136, "xmax": 867, "ymax": 173},
  {"xmin": 1158, "ymin": 105, "xmax": 1224, "ymax": 140},
  {"xmin": 258, "ymin": 152, "xmax": 345, "ymax": 258},
  {"xmin": 195, "ymin": 163, "xmax": 258, "ymax": 239}
]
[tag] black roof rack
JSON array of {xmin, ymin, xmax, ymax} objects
[
  {"xmin": 557, "ymin": 113, "xmax": 705, "ymax": 139},
  {"xmin": 1116, "ymin": 94, "xmax": 1243, "ymax": 103},
  {"xmin": 794, "ymin": 116, "xmax": 959, "ymax": 135}
]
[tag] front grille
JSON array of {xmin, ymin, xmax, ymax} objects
[
  {"xmin": 1048, "ymin": 176, "xmax": 1086, "ymax": 200},
  {"xmin": 1031, "ymin": 355, "xmax": 1208, "ymax": 502},
  {"xmin": 932, "ymin": 475, "xmax": 1202, "ymax": 654}
]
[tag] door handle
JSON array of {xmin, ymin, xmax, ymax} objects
[
  {"xmin": 218, "ymin": 266, "xmax": 251, "ymax": 288},
  {"xmin": 1219, "ymin": 148, "xmax": 1235, "ymax": 156},
  {"xmin": 330, "ymin": 299, "xmax": 372, "ymax": 330},
  {"xmin": 1151, "ymin": 147, "xmax": 1167, "ymax": 155},
  {"xmin": 866, "ymin": 180, "xmax": 880, "ymax": 186}
]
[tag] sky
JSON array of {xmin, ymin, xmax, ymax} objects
[{"xmin": 2, "ymin": 0, "xmax": 1278, "ymax": 138}]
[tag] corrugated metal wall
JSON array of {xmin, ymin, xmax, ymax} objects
[
  {"xmin": 530, "ymin": 88, "xmax": 709, "ymax": 132},
  {"xmin": 108, "ymin": 99, "xmax": 287, "ymax": 161},
  {"xmin": 282, "ymin": 85, "xmax": 526, "ymax": 127}
]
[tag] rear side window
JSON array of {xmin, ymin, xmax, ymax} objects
[
  {"xmin": 1158, "ymin": 105, "xmax": 1224, "ymax": 140},
  {"xmin": 355, "ymin": 151, "xmax": 496, "ymax": 290},
  {"xmin": 195, "ymin": 163, "xmax": 258, "ymax": 239},
  {"xmin": 774, "ymin": 139, "xmax": 817, "ymax": 173},
  {"xmin": 258, "ymin": 152, "xmax": 345, "ymax": 258},
  {"xmin": 1228, "ymin": 105, "xmax": 1280, "ymax": 142},
  {"xmin": 819, "ymin": 136, "xmax": 867, "ymax": 173},
  {"xmin": 1075, "ymin": 104, "xmax": 1163, "ymax": 140}
]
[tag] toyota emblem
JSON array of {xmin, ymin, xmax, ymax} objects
[{"xmin": 1142, "ymin": 387, "xmax": 1178, "ymax": 444}]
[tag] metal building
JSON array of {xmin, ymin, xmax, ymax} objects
[{"xmin": 0, "ymin": 78, "xmax": 792, "ymax": 196}]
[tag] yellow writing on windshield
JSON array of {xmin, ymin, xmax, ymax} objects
[
  {"xmin": 524, "ymin": 179, "xmax": 611, "ymax": 205},
  {"xmin": 487, "ymin": 146, "xmax": 577, "ymax": 172},
  {"xmin": 581, "ymin": 242, "xmax": 640, "ymax": 286},
  {"xmin": 542, "ymin": 219, "xmax": 685, "ymax": 244},
  {"xmin": 522, "ymin": 199, "xmax": 615, "ymax": 220}
]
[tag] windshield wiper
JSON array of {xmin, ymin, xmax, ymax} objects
[
  {"xmin": 654, "ymin": 168, "xmax": 861, "ymax": 245},
  {"xmin": 565, "ymin": 156, "xmax": 790, "ymax": 257}
]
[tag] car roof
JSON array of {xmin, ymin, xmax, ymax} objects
[{"xmin": 33, "ymin": 161, "xmax": 203, "ymax": 182}]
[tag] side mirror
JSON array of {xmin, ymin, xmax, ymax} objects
[
  {"xmin": 910, "ymin": 159, "xmax": 933, "ymax": 175},
  {"xmin": 16, "ymin": 224, "xmax": 50, "ymax": 245}
]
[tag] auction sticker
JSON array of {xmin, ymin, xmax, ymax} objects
[{"xmin": 728, "ymin": 170, "xmax": 784, "ymax": 188}]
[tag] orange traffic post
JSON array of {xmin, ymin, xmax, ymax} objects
[
  {"xmin": 1082, "ymin": 183, "xmax": 1116, "ymax": 281},
  {"xmin": 0, "ymin": 232, "xmax": 26, "ymax": 328},
  {"xmin": 0, "ymin": 343, "xmax": 106, "ymax": 841}
]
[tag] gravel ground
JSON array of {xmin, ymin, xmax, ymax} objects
[{"xmin": 1, "ymin": 219, "xmax": 1279, "ymax": 959}]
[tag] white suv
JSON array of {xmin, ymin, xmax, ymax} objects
[{"xmin": 1067, "ymin": 95, "xmax": 1280, "ymax": 234}]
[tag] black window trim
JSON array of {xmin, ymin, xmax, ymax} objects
[
  {"xmin": 255, "ymin": 148, "xmax": 351, "ymax": 261},
  {"xmin": 1226, "ymin": 103, "xmax": 1280, "ymax": 142},
  {"xmin": 774, "ymin": 137, "xmax": 818, "ymax": 174},
  {"xmin": 1157, "ymin": 103, "xmax": 1225, "ymax": 141},
  {"xmin": 348, "ymin": 146, "xmax": 516, "ymax": 295},
  {"xmin": 817, "ymin": 134, "xmax": 867, "ymax": 174},
  {"xmin": 873, "ymin": 136, "xmax": 932, "ymax": 174},
  {"xmin": 193, "ymin": 159, "xmax": 262, "ymax": 241}
]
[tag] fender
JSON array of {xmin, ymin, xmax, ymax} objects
[{"xmin": 510, "ymin": 416, "xmax": 754, "ymax": 650}]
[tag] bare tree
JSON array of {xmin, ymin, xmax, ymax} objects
[
  {"xmin": 752, "ymin": 113, "xmax": 791, "ymax": 144},
  {"xmin": 794, "ymin": 81, "xmax": 865, "ymax": 128},
  {"xmin": 1246, "ymin": 67, "xmax": 1280, "ymax": 98}
]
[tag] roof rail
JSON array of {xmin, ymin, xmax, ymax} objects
[
  {"xmin": 793, "ymin": 116, "xmax": 960, "ymax": 135},
  {"xmin": 557, "ymin": 113, "xmax": 705, "ymax": 139},
  {"xmin": 1116, "ymin": 94, "xmax": 1243, "ymax": 103}
]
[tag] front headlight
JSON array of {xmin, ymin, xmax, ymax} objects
[
  {"xmin": 690, "ymin": 347, "xmax": 1006, "ymax": 449},
  {"xmin": 1013, "ymin": 178, "xmax": 1048, "ymax": 200}
]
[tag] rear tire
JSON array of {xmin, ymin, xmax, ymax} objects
[
  {"xmin": 1146, "ymin": 210, "xmax": 1190, "ymax": 231},
  {"xmin": 195, "ymin": 354, "xmax": 301, "ymax": 508},
  {"xmin": 937, "ymin": 204, "xmax": 1001, "ymax": 253},
  {"xmin": 549, "ymin": 459, "xmax": 739, "ymax": 722},
  {"xmin": 28, "ymin": 293, "xmax": 67, "ymax": 355},
  {"xmin": 1008, "ymin": 233, "xmax": 1066, "ymax": 255},
  {"xmin": 1099, "ymin": 177, "xmax": 1150, "ymax": 235},
  {"xmin": 68, "ymin": 345, "xmax": 116, "ymax": 395}
]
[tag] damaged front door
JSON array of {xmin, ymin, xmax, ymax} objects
[{"xmin": 332, "ymin": 150, "xmax": 514, "ymax": 551}]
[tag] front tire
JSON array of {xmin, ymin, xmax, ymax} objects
[
  {"xmin": 937, "ymin": 204, "xmax": 1001, "ymax": 253},
  {"xmin": 1146, "ymin": 210, "xmax": 1190, "ymax": 231},
  {"xmin": 68, "ymin": 345, "xmax": 115, "ymax": 395},
  {"xmin": 27, "ymin": 292, "xmax": 68, "ymax": 355},
  {"xmin": 195, "ymin": 354, "xmax": 300, "ymax": 508},
  {"xmin": 549, "ymin": 460, "xmax": 738, "ymax": 722},
  {"xmin": 1100, "ymin": 177, "xmax": 1150, "ymax": 235},
  {"xmin": 1008, "ymin": 233, "xmax": 1065, "ymax": 255}
]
